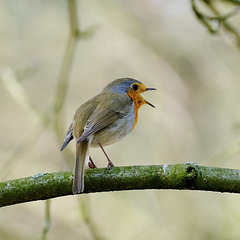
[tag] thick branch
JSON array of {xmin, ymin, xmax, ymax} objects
[{"xmin": 1, "ymin": 163, "xmax": 240, "ymax": 208}]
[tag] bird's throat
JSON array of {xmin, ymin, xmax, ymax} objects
[{"xmin": 127, "ymin": 91, "xmax": 146, "ymax": 130}]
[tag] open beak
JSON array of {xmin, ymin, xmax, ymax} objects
[{"xmin": 145, "ymin": 87, "xmax": 156, "ymax": 108}]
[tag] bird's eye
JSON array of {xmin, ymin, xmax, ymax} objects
[{"xmin": 131, "ymin": 84, "xmax": 139, "ymax": 91}]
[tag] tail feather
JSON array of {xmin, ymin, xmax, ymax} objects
[{"xmin": 72, "ymin": 140, "xmax": 89, "ymax": 194}]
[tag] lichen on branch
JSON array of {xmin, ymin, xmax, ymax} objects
[{"xmin": 1, "ymin": 163, "xmax": 240, "ymax": 208}]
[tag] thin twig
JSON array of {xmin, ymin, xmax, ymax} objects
[
  {"xmin": 53, "ymin": 0, "xmax": 80, "ymax": 143},
  {"xmin": 40, "ymin": 199, "xmax": 51, "ymax": 240},
  {"xmin": 52, "ymin": 1, "xmax": 101, "ymax": 239},
  {"xmin": 0, "ymin": 67, "xmax": 51, "ymax": 179},
  {"xmin": 204, "ymin": 0, "xmax": 240, "ymax": 48},
  {"xmin": 80, "ymin": 197, "xmax": 106, "ymax": 240},
  {"xmin": 191, "ymin": 0, "xmax": 240, "ymax": 48}
]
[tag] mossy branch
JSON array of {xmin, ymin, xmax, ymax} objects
[{"xmin": 1, "ymin": 163, "xmax": 240, "ymax": 208}]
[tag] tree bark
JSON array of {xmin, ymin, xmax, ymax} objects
[{"xmin": 1, "ymin": 163, "xmax": 240, "ymax": 208}]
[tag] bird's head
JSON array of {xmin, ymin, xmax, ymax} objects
[{"xmin": 102, "ymin": 78, "xmax": 156, "ymax": 108}]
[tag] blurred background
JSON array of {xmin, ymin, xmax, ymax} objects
[{"xmin": 1, "ymin": 0, "xmax": 240, "ymax": 239}]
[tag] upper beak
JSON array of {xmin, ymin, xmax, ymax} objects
[
  {"xmin": 145, "ymin": 87, "xmax": 156, "ymax": 108},
  {"xmin": 146, "ymin": 87, "xmax": 156, "ymax": 91}
]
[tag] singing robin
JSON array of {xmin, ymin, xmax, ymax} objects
[{"xmin": 61, "ymin": 78, "xmax": 156, "ymax": 194}]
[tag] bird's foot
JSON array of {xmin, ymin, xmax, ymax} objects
[
  {"xmin": 88, "ymin": 156, "xmax": 97, "ymax": 168},
  {"xmin": 107, "ymin": 161, "xmax": 114, "ymax": 170}
]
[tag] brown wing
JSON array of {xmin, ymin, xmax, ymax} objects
[
  {"xmin": 76, "ymin": 107, "xmax": 121, "ymax": 143},
  {"xmin": 76, "ymin": 93, "xmax": 132, "ymax": 143}
]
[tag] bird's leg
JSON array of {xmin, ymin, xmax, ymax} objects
[
  {"xmin": 88, "ymin": 156, "xmax": 97, "ymax": 168},
  {"xmin": 99, "ymin": 142, "xmax": 114, "ymax": 170}
]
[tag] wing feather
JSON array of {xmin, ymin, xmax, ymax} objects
[
  {"xmin": 76, "ymin": 108, "xmax": 120, "ymax": 143},
  {"xmin": 60, "ymin": 122, "xmax": 74, "ymax": 151}
]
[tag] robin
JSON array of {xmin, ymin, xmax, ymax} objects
[{"xmin": 61, "ymin": 78, "xmax": 156, "ymax": 194}]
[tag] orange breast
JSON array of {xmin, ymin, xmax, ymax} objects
[{"xmin": 127, "ymin": 91, "xmax": 146, "ymax": 130}]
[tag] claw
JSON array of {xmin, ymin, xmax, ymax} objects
[
  {"xmin": 88, "ymin": 156, "xmax": 97, "ymax": 168},
  {"xmin": 107, "ymin": 161, "xmax": 114, "ymax": 170},
  {"xmin": 99, "ymin": 142, "xmax": 115, "ymax": 170}
]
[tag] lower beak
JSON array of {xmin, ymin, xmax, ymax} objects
[
  {"xmin": 146, "ymin": 100, "xmax": 155, "ymax": 108},
  {"xmin": 145, "ymin": 87, "xmax": 156, "ymax": 108}
]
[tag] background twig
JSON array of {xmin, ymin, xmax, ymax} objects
[
  {"xmin": 53, "ymin": 0, "xmax": 80, "ymax": 145},
  {"xmin": 191, "ymin": 0, "xmax": 240, "ymax": 48}
]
